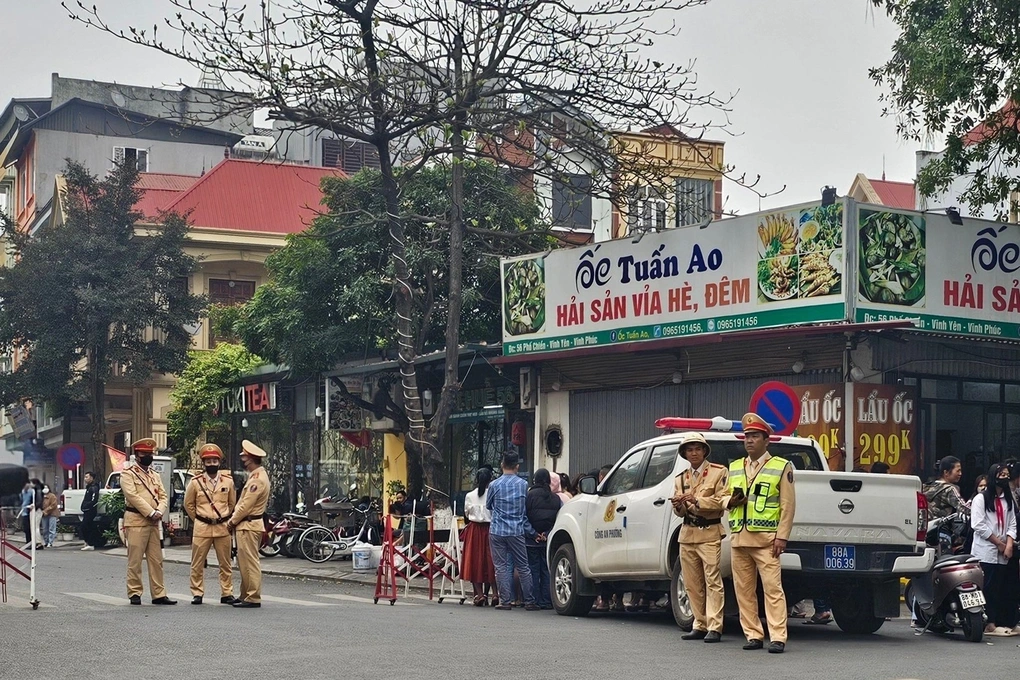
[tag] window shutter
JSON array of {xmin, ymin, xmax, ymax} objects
[
  {"xmin": 322, "ymin": 138, "xmax": 342, "ymax": 168},
  {"xmin": 112, "ymin": 146, "xmax": 125, "ymax": 167},
  {"xmin": 136, "ymin": 149, "xmax": 149, "ymax": 172}
]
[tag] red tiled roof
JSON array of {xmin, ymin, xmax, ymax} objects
[
  {"xmin": 964, "ymin": 101, "xmax": 1018, "ymax": 146},
  {"xmin": 868, "ymin": 178, "xmax": 915, "ymax": 210},
  {"xmin": 134, "ymin": 173, "xmax": 201, "ymax": 219},
  {"xmin": 161, "ymin": 159, "xmax": 345, "ymax": 234}
]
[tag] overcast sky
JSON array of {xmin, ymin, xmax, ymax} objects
[{"xmin": 4, "ymin": 1, "xmax": 916, "ymax": 215}]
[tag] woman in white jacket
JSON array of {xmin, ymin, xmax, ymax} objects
[{"xmin": 971, "ymin": 463, "xmax": 1018, "ymax": 636}]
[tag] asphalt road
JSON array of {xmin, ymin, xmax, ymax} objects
[{"xmin": 0, "ymin": 546, "xmax": 1016, "ymax": 680}]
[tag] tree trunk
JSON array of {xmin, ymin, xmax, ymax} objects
[{"xmin": 88, "ymin": 346, "xmax": 107, "ymax": 475}]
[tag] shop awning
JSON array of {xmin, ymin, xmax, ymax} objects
[{"xmin": 491, "ymin": 319, "xmax": 917, "ymax": 365}]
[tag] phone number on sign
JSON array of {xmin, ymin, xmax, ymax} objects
[
  {"xmin": 662, "ymin": 322, "xmax": 705, "ymax": 336},
  {"xmin": 715, "ymin": 316, "xmax": 758, "ymax": 331}
]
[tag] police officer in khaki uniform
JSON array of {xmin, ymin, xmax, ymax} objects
[
  {"xmin": 184, "ymin": 443, "xmax": 237, "ymax": 605},
  {"xmin": 227, "ymin": 439, "xmax": 271, "ymax": 608},
  {"xmin": 722, "ymin": 413, "xmax": 795, "ymax": 654},
  {"xmin": 121, "ymin": 438, "xmax": 176, "ymax": 605},
  {"xmin": 671, "ymin": 432, "xmax": 728, "ymax": 643}
]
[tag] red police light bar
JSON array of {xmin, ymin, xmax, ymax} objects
[{"xmin": 655, "ymin": 417, "xmax": 743, "ymax": 432}]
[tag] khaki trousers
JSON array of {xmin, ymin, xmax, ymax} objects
[
  {"xmin": 680, "ymin": 540, "xmax": 725, "ymax": 633},
  {"xmin": 190, "ymin": 534, "xmax": 234, "ymax": 598},
  {"xmin": 126, "ymin": 525, "xmax": 166, "ymax": 599},
  {"xmin": 236, "ymin": 529, "xmax": 262, "ymax": 603},
  {"xmin": 731, "ymin": 545, "xmax": 788, "ymax": 643}
]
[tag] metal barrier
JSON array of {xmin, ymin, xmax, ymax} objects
[{"xmin": 0, "ymin": 505, "xmax": 39, "ymax": 609}]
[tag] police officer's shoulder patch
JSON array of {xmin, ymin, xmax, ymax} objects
[
  {"xmin": 787, "ymin": 469, "xmax": 794, "ymax": 484},
  {"xmin": 249, "ymin": 484, "xmax": 257, "ymax": 492}
]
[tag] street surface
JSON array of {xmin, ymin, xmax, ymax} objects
[{"xmin": 0, "ymin": 545, "xmax": 1016, "ymax": 680}]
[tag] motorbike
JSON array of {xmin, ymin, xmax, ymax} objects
[{"xmin": 905, "ymin": 513, "xmax": 987, "ymax": 642}]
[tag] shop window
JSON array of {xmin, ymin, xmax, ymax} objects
[
  {"xmin": 642, "ymin": 443, "xmax": 679, "ymax": 488},
  {"xmin": 921, "ymin": 379, "xmax": 937, "ymax": 399},
  {"xmin": 1007, "ymin": 385, "xmax": 1020, "ymax": 404},
  {"xmin": 602, "ymin": 448, "xmax": 646, "ymax": 495},
  {"xmin": 936, "ymin": 380, "xmax": 959, "ymax": 401},
  {"xmin": 901, "ymin": 377, "xmax": 918, "ymax": 387},
  {"xmin": 963, "ymin": 381, "xmax": 1000, "ymax": 402}
]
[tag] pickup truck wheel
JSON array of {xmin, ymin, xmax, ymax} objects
[
  {"xmin": 831, "ymin": 594, "xmax": 884, "ymax": 635},
  {"xmin": 670, "ymin": 557, "xmax": 695, "ymax": 631},
  {"xmin": 551, "ymin": 544, "xmax": 595, "ymax": 616}
]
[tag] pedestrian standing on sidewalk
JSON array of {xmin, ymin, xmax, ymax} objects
[
  {"xmin": 121, "ymin": 438, "xmax": 176, "ymax": 606},
  {"xmin": 526, "ymin": 469, "xmax": 561, "ymax": 610},
  {"xmin": 41, "ymin": 485, "xmax": 59, "ymax": 547},
  {"xmin": 226, "ymin": 440, "xmax": 271, "ymax": 609},
  {"xmin": 80, "ymin": 472, "xmax": 100, "ymax": 551},
  {"xmin": 184, "ymin": 444, "xmax": 237, "ymax": 605},
  {"xmin": 486, "ymin": 452, "xmax": 538, "ymax": 611},
  {"xmin": 971, "ymin": 462, "xmax": 1017, "ymax": 636},
  {"xmin": 462, "ymin": 468, "xmax": 498, "ymax": 606},
  {"xmin": 18, "ymin": 481, "xmax": 34, "ymax": 546}
]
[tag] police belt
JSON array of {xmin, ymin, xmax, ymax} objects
[
  {"xmin": 683, "ymin": 515, "xmax": 722, "ymax": 528},
  {"xmin": 238, "ymin": 514, "xmax": 263, "ymax": 522},
  {"xmin": 196, "ymin": 515, "xmax": 229, "ymax": 525}
]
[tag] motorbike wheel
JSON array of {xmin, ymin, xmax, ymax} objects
[
  {"xmin": 259, "ymin": 542, "xmax": 281, "ymax": 558},
  {"xmin": 282, "ymin": 531, "xmax": 303, "ymax": 558},
  {"xmin": 960, "ymin": 608, "xmax": 984, "ymax": 643},
  {"xmin": 300, "ymin": 527, "xmax": 336, "ymax": 563}
]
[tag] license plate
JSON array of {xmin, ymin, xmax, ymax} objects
[
  {"xmin": 959, "ymin": 591, "xmax": 985, "ymax": 608},
  {"xmin": 824, "ymin": 545, "xmax": 856, "ymax": 570}
]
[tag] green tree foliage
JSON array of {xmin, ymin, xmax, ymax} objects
[
  {"xmin": 166, "ymin": 343, "xmax": 264, "ymax": 460},
  {"xmin": 0, "ymin": 161, "xmax": 204, "ymax": 471},
  {"xmin": 228, "ymin": 161, "xmax": 545, "ymax": 376},
  {"xmin": 872, "ymin": 0, "xmax": 1020, "ymax": 213}
]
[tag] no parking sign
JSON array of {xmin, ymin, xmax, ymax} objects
[
  {"xmin": 57, "ymin": 443, "xmax": 85, "ymax": 471},
  {"xmin": 748, "ymin": 381, "xmax": 801, "ymax": 436}
]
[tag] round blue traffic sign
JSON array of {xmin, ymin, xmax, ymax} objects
[
  {"xmin": 57, "ymin": 443, "xmax": 85, "ymax": 471},
  {"xmin": 748, "ymin": 381, "xmax": 801, "ymax": 436}
]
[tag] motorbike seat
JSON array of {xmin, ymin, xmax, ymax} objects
[
  {"xmin": 319, "ymin": 502, "xmax": 354, "ymax": 512},
  {"xmin": 933, "ymin": 553, "xmax": 973, "ymax": 567}
]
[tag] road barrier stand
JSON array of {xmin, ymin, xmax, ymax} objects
[{"xmin": 0, "ymin": 505, "xmax": 40, "ymax": 609}]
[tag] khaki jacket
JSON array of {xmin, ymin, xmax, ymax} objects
[
  {"xmin": 721, "ymin": 452, "xmax": 796, "ymax": 548},
  {"xmin": 229, "ymin": 467, "xmax": 270, "ymax": 533},
  {"xmin": 672, "ymin": 463, "xmax": 728, "ymax": 543},
  {"xmin": 43, "ymin": 492, "xmax": 60, "ymax": 517},
  {"xmin": 120, "ymin": 465, "xmax": 168, "ymax": 528},
  {"xmin": 184, "ymin": 472, "xmax": 237, "ymax": 538}
]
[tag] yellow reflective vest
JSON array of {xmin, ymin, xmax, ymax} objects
[{"xmin": 727, "ymin": 456, "xmax": 788, "ymax": 533}]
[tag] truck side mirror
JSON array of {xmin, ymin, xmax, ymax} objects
[{"xmin": 579, "ymin": 476, "xmax": 597, "ymax": 495}]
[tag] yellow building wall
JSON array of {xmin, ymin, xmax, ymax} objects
[{"xmin": 382, "ymin": 433, "xmax": 407, "ymax": 513}]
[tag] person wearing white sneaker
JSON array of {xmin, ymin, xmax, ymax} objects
[{"xmin": 971, "ymin": 463, "xmax": 1017, "ymax": 637}]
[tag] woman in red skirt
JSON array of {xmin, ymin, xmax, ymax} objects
[{"xmin": 462, "ymin": 468, "xmax": 498, "ymax": 606}]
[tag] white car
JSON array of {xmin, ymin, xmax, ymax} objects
[{"xmin": 547, "ymin": 423, "xmax": 934, "ymax": 635}]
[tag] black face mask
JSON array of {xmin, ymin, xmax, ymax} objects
[
  {"xmin": 137, "ymin": 455, "xmax": 153, "ymax": 467},
  {"xmin": 997, "ymin": 478, "xmax": 1011, "ymax": 490},
  {"xmin": 205, "ymin": 465, "xmax": 219, "ymax": 476}
]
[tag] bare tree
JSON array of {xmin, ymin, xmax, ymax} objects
[{"xmin": 66, "ymin": 0, "xmax": 770, "ymax": 494}]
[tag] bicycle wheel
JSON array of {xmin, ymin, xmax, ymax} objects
[{"xmin": 299, "ymin": 526, "xmax": 336, "ymax": 563}]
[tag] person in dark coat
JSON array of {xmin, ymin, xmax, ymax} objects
[{"xmin": 525, "ymin": 469, "xmax": 562, "ymax": 609}]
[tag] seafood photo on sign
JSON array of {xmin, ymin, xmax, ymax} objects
[
  {"xmin": 858, "ymin": 209, "xmax": 926, "ymax": 307},
  {"xmin": 757, "ymin": 204, "xmax": 844, "ymax": 303},
  {"xmin": 503, "ymin": 257, "xmax": 547, "ymax": 336}
]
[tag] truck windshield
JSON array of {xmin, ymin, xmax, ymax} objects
[{"xmin": 709, "ymin": 441, "xmax": 824, "ymax": 472}]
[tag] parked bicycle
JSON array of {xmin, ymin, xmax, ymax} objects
[{"xmin": 299, "ymin": 497, "xmax": 382, "ymax": 563}]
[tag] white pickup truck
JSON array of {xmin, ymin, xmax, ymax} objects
[
  {"xmin": 548, "ymin": 426, "xmax": 935, "ymax": 635},
  {"xmin": 61, "ymin": 458, "xmax": 192, "ymax": 519}
]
